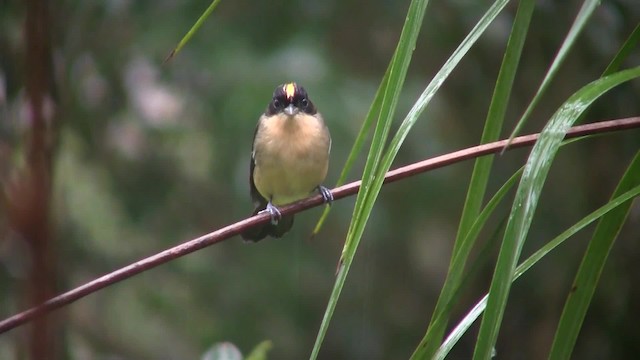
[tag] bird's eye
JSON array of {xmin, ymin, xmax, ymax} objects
[
  {"xmin": 273, "ymin": 99, "xmax": 282, "ymax": 108},
  {"xmin": 301, "ymin": 98, "xmax": 308, "ymax": 108}
]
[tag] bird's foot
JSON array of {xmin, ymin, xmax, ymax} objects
[
  {"xmin": 259, "ymin": 202, "xmax": 282, "ymax": 225},
  {"xmin": 317, "ymin": 185, "xmax": 333, "ymax": 205}
]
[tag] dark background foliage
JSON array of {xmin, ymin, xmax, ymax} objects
[{"xmin": 1, "ymin": 0, "xmax": 639, "ymax": 358}]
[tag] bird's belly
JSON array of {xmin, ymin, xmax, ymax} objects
[{"xmin": 254, "ymin": 141, "xmax": 329, "ymax": 206}]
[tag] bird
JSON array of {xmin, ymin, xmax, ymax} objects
[{"xmin": 241, "ymin": 83, "xmax": 332, "ymax": 241}]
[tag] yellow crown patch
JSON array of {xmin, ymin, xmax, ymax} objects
[{"xmin": 284, "ymin": 83, "xmax": 296, "ymax": 99}]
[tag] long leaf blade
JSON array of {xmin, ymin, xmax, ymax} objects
[
  {"xmin": 412, "ymin": 2, "xmax": 534, "ymax": 357},
  {"xmin": 164, "ymin": 0, "xmax": 224, "ymax": 63},
  {"xmin": 504, "ymin": 0, "xmax": 600, "ymax": 146},
  {"xmin": 473, "ymin": 67, "xmax": 640, "ymax": 359},
  {"xmin": 411, "ymin": 167, "xmax": 523, "ymax": 359},
  {"xmin": 549, "ymin": 151, "xmax": 640, "ymax": 359},
  {"xmin": 436, "ymin": 181, "xmax": 640, "ymax": 359},
  {"xmin": 309, "ymin": 0, "xmax": 430, "ymax": 357},
  {"xmin": 311, "ymin": 63, "xmax": 392, "ymax": 236},
  {"xmin": 331, "ymin": 2, "xmax": 514, "ymax": 358}
]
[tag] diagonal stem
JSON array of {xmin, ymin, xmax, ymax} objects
[{"xmin": 0, "ymin": 116, "xmax": 638, "ymax": 335}]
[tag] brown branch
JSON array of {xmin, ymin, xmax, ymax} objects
[{"xmin": 0, "ymin": 117, "xmax": 638, "ymax": 335}]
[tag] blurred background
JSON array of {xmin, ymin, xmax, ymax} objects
[{"xmin": 1, "ymin": 0, "xmax": 640, "ymax": 358}]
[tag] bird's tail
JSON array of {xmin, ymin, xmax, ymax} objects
[{"xmin": 241, "ymin": 210, "xmax": 294, "ymax": 242}]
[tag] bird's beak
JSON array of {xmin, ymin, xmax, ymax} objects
[{"xmin": 284, "ymin": 104, "xmax": 298, "ymax": 116}]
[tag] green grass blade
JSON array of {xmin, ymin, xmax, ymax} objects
[
  {"xmin": 311, "ymin": 62, "xmax": 392, "ymax": 236},
  {"xmin": 428, "ymin": 215, "xmax": 509, "ymax": 360},
  {"xmin": 570, "ymin": 22, "xmax": 640, "ymax": 126},
  {"xmin": 513, "ymin": 188, "xmax": 640, "ymax": 282},
  {"xmin": 164, "ymin": 0, "xmax": 224, "ymax": 62},
  {"xmin": 453, "ymin": 168, "xmax": 524, "ymax": 275},
  {"xmin": 504, "ymin": 0, "xmax": 600, "ymax": 146},
  {"xmin": 341, "ymin": 0, "xmax": 430, "ymax": 246},
  {"xmin": 411, "ymin": 167, "xmax": 523, "ymax": 359},
  {"xmin": 436, "ymin": 182, "xmax": 640, "ymax": 359},
  {"xmin": 355, "ymin": 0, "xmax": 513, "ymax": 274},
  {"xmin": 452, "ymin": 0, "xmax": 533, "ymax": 257},
  {"xmin": 309, "ymin": 0, "xmax": 430, "ymax": 357},
  {"xmin": 544, "ymin": 24, "xmax": 640, "ymax": 357},
  {"xmin": 377, "ymin": 0, "xmax": 511, "ymax": 191},
  {"xmin": 411, "ymin": 2, "xmax": 534, "ymax": 357},
  {"xmin": 335, "ymin": 2, "xmax": 514, "ymax": 356},
  {"xmin": 473, "ymin": 67, "xmax": 640, "ymax": 359},
  {"xmin": 331, "ymin": 2, "xmax": 514, "ymax": 356},
  {"xmin": 549, "ymin": 151, "xmax": 640, "ymax": 359},
  {"xmin": 602, "ymin": 23, "xmax": 640, "ymax": 76},
  {"xmin": 245, "ymin": 340, "xmax": 273, "ymax": 360}
]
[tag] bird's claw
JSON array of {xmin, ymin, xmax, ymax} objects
[
  {"xmin": 259, "ymin": 202, "xmax": 282, "ymax": 225},
  {"xmin": 317, "ymin": 185, "xmax": 333, "ymax": 205}
]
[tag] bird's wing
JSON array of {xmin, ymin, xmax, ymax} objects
[{"xmin": 249, "ymin": 120, "xmax": 268, "ymax": 212}]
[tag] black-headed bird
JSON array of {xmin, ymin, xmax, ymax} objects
[{"xmin": 241, "ymin": 83, "xmax": 332, "ymax": 241}]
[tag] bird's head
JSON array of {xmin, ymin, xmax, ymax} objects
[{"xmin": 267, "ymin": 83, "xmax": 317, "ymax": 117}]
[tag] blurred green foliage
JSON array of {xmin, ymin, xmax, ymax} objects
[{"xmin": 1, "ymin": 0, "xmax": 639, "ymax": 358}]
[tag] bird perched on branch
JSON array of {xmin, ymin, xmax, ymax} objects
[{"xmin": 241, "ymin": 83, "xmax": 332, "ymax": 241}]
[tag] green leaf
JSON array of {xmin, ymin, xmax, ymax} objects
[
  {"xmin": 245, "ymin": 340, "xmax": 273, "ymax": 360},
  {"xmin": 411, "ymin": 1, "xmax": 534, "ymax": 357},
  {"xmin": 546, "ymin": 22, "xmax": 640, "ymax": 360},
  {"xmin": 164, "ymin": 0, "xmax": 224, "ymax": 63},
  {"xmin": 311, "ymin": 62, "xmax": 392, "ymax": 237},
  {"xmin": 473, "ymin": 67, "xmax": 640, "ymax": 359},
  {"xmin": 352, "ymin": 0, "xmax": 514, "ymax": 287},
  {"xmin": 572, "ymin": 22, "xmax": 640, "ymax": 127},
  {"xmin": 549, "ymin": 151, "xmax": 640, "ymax": 359},
  {"xmin": 436, "ymin": 181, "xmax": 640, "ymax": 359},
  {"xmin": 311, "ymin": 0, "xmax": 513, "ymax": 357},
  {"xmin": 504, "ymin": 0, "xmax": 600, "ymax": 146},
  {"xmin": 411, "ymin": 167, "xmax": 523, "ymax": 359},
  {"xmin": 602, "ymin": 23, "xmax": 640, "ymax": 76},
  {"xmin": 309, "ymin": 0, "xmax": 430, "ymax": 357}
]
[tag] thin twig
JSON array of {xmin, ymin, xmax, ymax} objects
[{"xmin": 0, "ymin": 117, "xmax": 638, "ymax": 335}]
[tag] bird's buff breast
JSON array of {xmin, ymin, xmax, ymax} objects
[{"xmin": 253, "ymin": 113, "xmax": 330, "ymax": 205}]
